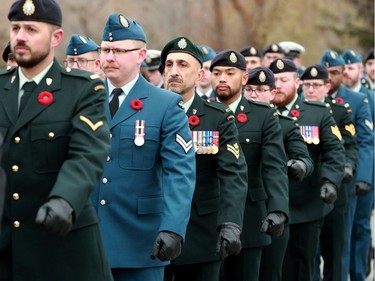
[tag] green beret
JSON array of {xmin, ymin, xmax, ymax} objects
[
  {"xmin": 2, "ymin": 42, "xmax": 11, "ymax": 63},
  {"xmin": 263, "ymin": 43, "xmax": 285, "ymax": 55},
  {"xmin": 198, "ymin": 45, "xmax": 217, "ymax": 62},
  {"xmin": 210, "ymin": 50, "xmax": 246, "ymax": 71},
  {"xmin": 240, "ymin": 46, "xmax": 263, "ymax": 58},
  {"xmin": 247, "ymin": 67, "xmax": 275, "ymax": 86},
  {"xmin": 320, "ymin": 49, "xmax": 345, "ymax": 67},
  {"xmin": 65, "ymin": 34, "xmax": 99, "ymax": 56},
  {"xmin": 102, "ymin": 13, "xmax": 146, "ymax": 42},
  {"xmin": 342, "ymin": 49, "xmax": 362, "ymax": 64},
  {"xmin": 301, "ymin": 64, "xmax": 328, "ymax": 80},
  {"xmin": 8, "ymin": 0, "xmax": 62, "ymax": 27},
  {"xmin": 364, "ymin": 48, "xmax": 374, "ymax": 63},
  {"xmin": 161, "ymin": 37, "xmax": 203, "ymax": 67},
  {"xmin": 269, "ymin": 58, "xmax": 297, "ymax": 73}
]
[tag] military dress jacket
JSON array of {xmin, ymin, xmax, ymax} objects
[
  {"xmin": 336, "ymin": 85, "xmax": 373, "ymax": 189},
  {"xmin": 174, "ymin": 93, "xmax": 248, "ymax": 265},
  {"xmin": 234, "ymin": 97, "xmax": 289, "ymax": 248},
  {"xmin": 286, "ymin": 97, "xmax": 345, "ymax": 224},
  {"xmin": 0, "ymin": 60, "xmax": 113, "ymax": 281},
  {"xmin": 91, "ymin": 75, "xmax": 196, "ymax": 268}
]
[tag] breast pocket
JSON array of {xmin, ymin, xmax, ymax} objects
[
  {"xmin": 118, "ymin": 124, "xmax": 160, "ymax": 170},
  {"xmin": 31, "ymin": 122, "xmax": 71, "ymax": 173},
  {"xmin": 238, "ymin": 131, "xmax": 262, "ymax": 165}
]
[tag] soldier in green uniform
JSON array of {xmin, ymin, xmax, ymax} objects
[
  {"xmin": 0, "ymin": 0, "xmax": 113, "ymax": 280},
  {"xmin": 268, "ymin": 58, "xmax": 345, "ymax": 281},
  {"xmin": 161, "ymin": 37, "xmax": 248, "ymax": 281},
  {"xmin": 300, "ymin": 64, "xmax": 358, "ymax": 281},
  {"xmin": 243, "ymin": 66, "xmax": 314, "ymax": 281},
  {"xmin": 211, "ymin": 50, "xmax": 289, "ymax": 281}
]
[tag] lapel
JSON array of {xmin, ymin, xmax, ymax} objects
[
  {"xmin": 108, "ymin": 75, "xmax": 150, "ymax": 129},
  {"xmin": 336, "ymin": 85, "xmax": 347, "ymax": 100},
  {"xmin": 234, "ymin": 96, "xmax": 251, "ymax": 129},
  {"xmin": 186, "ymin": 93, "xmax": 206, "ymax": 130},
  {"xmin": 10, "ymin": 60, "xmax": 62, "ymax": 135},
  {"xmin": 288, "ymin": 96, "xmax": 306, "ymax": 122},
  {"xmin": 1, "ymin": 70, "xmax": 19, "ymax": 126}
]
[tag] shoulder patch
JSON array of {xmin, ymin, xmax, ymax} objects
[{"xmin": 94, "ymin": 84, "xmax": 105, "ymax": 91}]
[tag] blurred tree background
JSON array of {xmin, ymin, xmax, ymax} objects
[{"xmin": 0, "ymin": 0, "xmax": 373, "ymax": 67}]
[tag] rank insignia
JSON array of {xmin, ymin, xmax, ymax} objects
[
  {"xmin": 331, "ymin": 125, "xmax": 342, "ymax": 141},
  {"xmin": 23, "ymin": 0, "xmax": 35, "ymax": 16},
  {"xmin": 345, "ymin": 124, "xmax": 356, "ymax": 136},
  {"xmin": 227, "ymin": 143, "xmax": 240, "ymax": 159},
  {"xmin": 80, "ymin": 115, "xmax": 104, "ymax": 132},
  {"xmin": 176, "ymin": 133, "xmax": 193, "ymax": 153},
  {"xmin": 365, "ymin": 119, "xmax": 373, "ymax": 130},
  {"xmin": 94, "ymin": 84, "xmax": 105, "ymax": 91}
]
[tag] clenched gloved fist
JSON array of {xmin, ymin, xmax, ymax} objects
[
  {"xmin": 353, "ymin": 181, "xmax": 371, "ymax": 196},
  {"xmin": 35, "ymin": 197, "xmax": 74, "ymax": 236},
  {"xmin": 320, "ymin": 182, "xmax": 338, "ymax": 204},
  {"xmin": 216, "ymin": 223, "xmax": 241, "ymax": 260},
  {"xmin": 150, "ymin": 231, "xmax": 182, "ymax": 261},
  {"xmin": 287, "ymin": 159, "xmax": 307, "ymax": 182},
  {"xmin": 260, "ymin": 212, "xmax": 286, "ymax": 236},
  {"xmin": 342, "ymin": 163, "xmax": 354, "ymax": 184}
]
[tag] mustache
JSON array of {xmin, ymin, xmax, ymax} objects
[
  {"xmin": 15, "ymin": 42, "xmax": 28, "ymax": 48},
  {"xmin": 167, "ymin": 78, "xmax": 183, "ymax": 83}
]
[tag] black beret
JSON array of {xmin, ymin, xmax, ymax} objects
[
  {"xmin": 269, "ymin": 58, "xmax": 297, "ymax": 73},
  {"xmin": 2, "ymin": 42, "xmax": 11, "ymax": 63},
  {"xmin": 364, "ymin": 48, "xmax": 374, "ymax": 63},
  {"xmin": 263, "ymin": 43, "xmax": 285, "ymax": 55},
  {"xmin": 210, "ymin": 50, "xmax": 247, "ymax": 72},
  {"xmin": 247, "ymin": 67, "xmax": 275, "ymax": 86},
  {"xmin": 8, "ymin": 0, "xmax": 62, "ymax": 27},
  {"xmin": 161, "ymin": 37, "xmax": 203, "ymax": 67},
  {"xmin": 240, "ymin": 46, "xmax": 263, "ymax": 58},
  {"xmin": 301, "ymin": 64, "xmax": 328, "ymax": 80}
]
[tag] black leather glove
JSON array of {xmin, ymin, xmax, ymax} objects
[
  {"xmin": 342, "ymin": 163, "xmax": 354, "ymax": 184},
  {"xmin": 150, "ymin": 231, "xmax": 182, "ymax": 261},
  {"xmin": 35, "ymin": 197, "xmax": 74, "ymax": 236},
  {"xmin": 260, "ymin": 212, "xmax": 286, "ymax": 236},
  {"xmin": 287, "ymin": 159, "xmax": 307, "ymax": 182},
  {"xmin": 353, "ymin": 181, "xmax": 371, "ymax": 196},
  {"xmin": 320, "ymin": 182, "xmax": 338, "ymax": 204},
  {"xmin": 216, "ymin": 223, "xmax": 241, "ymax": 260}
]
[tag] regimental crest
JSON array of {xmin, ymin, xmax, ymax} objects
[
  {"xmin": 330, "ymin": 51, "xmax": 336, "ymax": 59},
  {"xmin": 331, "ymin": 125, "xmax": 342, "ymax": 141},
  {"xmin": 276, "ymin": 59, "xmax": 284, "ymax": 70},
  {"xmin": 23, "ymin": 0, "xmax": 35, "ymax": 16},
  {"xmin": 259, "ymin": 71, "xmax": 266, "ymax": 83},
  {"xmin": 310, "ymin": 67, "xmax": 318, "ymax": 77},
  {"xmin": 46, "ymin": 77, "xmax": 52, "ymax": 85},
  {"xmin": 250, "ymin": 47, "xmax": 257, "ymax": 55},
  {"xmin": 229, "ymin": 52, "xmax": 238, "ymax": 63},
  {"xmin": 178, "ymin": 38, "xmax": 187, "ymax": 49},
  {"xmin": 79, "ymin": 35, "xmax": 88, "ymax": 44},
  {"xmin": 227, "ymin": 143, "xmax": 240, "ymax": 159},
  {"xmin": 271, "ymin": 44, "xmax": 278, "ymax": 52},
  {"xmin": 345, "ymin": 124, "xmax": 356, "ymax": 136},
  {"xmin": 119, "ymin": 15, "xmax": 129, "ymax": 28}
]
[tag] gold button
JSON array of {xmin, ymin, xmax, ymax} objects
[
  {"xmin": 246, "ymin": 138, "xmax": 250, "ymax": 143},
  {"xmin": 14, "ymin": 137, "xmax": 20, "ymax": 144},
  {"xmin": 100, "ymin": 200, "xmax": 106, "ymax": 206},
  {"xmin": 12, "ymin": 165, "xmax": 19, "ymax": 172},
  {"xmin": 102, "ymin": 178, "xmax": 108, "ymax": 184},
  {"xmin": 48, "ymin": 132, "xmax": 55, "ymax": 139},
  {"xmin": 13, "ymin": 221, "xmax": 20, "ymax": 228},
  {"xmin": 13, "ymin": 193, "xmax": 20, "ymax": 200}
]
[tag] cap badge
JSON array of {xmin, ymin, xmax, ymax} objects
[
  {"xmin": 272, "ymin": 44, "xmax": 278, "ymax": 52},
  {"xmin": 202, "ymin": 47, "xmax": 209, "ymax": 55},
  {"xmin": 145, "ymin": 56, "xmax": 152, "ymax": 63},
  {"xmin": 330, "ymin": 51, "xmax": 336, "ymax": 59},
  {"xmin": 178, "ymin": 38, "xmax": 187, "ymax": 49},
  {"xmin": 119, "ymin": 15, "xmax": 129, "ymax": 28},
  {"xmin": 23, "ymin": 0, "xmax": 35, "ymax": 16},
  {"xmin": 79, "ymin": 36, "xmax": 88, "ymax": 44},
  {"xmin": 276, "ymin": 59, "xmax": 284, "ymax": 70},
  {"xmin": 250, "ymin": 47, "xmax": 256, "ymax": 55},
  {"xmin": 350, "ymin": 50, "xmax": 356, "ymax": 57},
  {"xmin": 259, "ymin": 71, "xmax": 266, "ymax": 82},
  {"xmin": 310, "ymin": 67, "xmax": 318, "ymax": 77},
  {"xmin": 229, "ymin": 52, "xmax": 237, "ymax": 63}
]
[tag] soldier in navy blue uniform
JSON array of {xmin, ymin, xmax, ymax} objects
[
  {"xmin": 91, "ymin": 15, "xmax": 196, "ymax": 281},
  {"xmin": 320, "ymin": 50, "xmax": 374, "ymax": 281},
  {"xmin": 212, "ymin": 51, "xmax": 289, "ymax": 281},
  {"xmin": 162, "ymin": 37, "xmax": 248, "ymax": 281},
  {"xmin": 267, "ymin": 58, "xmax": 345, "ymax": 281}
]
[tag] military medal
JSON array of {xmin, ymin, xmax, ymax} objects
[
  {"xmin": 134, "ymin": 120, "xmax": 145, "ymax": 146},
  {"xmin": 305, "ymin": 126, "xmax": 312, "ymax": 144},
  {"xmin": 212, "ymin": 131, "xmax": 219, "ymax": 154},
  {"xmin": 196, "ymin": 131, "xmax": 204, "ymax": 154},
  {"xmin": 312, "ymin": 126, "xmax": 320, "ymax": 145}
]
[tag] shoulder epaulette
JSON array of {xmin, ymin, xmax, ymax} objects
[
  {"xmin": 303, "ymin": 99, "xmax": 327, "ymax": 108},
  {"xmin": 278, "ymin": 114, "xmax": 295, "ymax": 121},
  {"xmin": 0, "ymin": 66, "xmax": 16, "ymax": 76},
  {"xmin": 248, "ymin": 99, "xmax": 272, "ymax": 108},
  {"xmin": 330, "ymin": 99, "xmax": 347, "ymax": 108},
  {"xmin": 63, "ymin": 67, "xmax": 101, "ymax": 81},
  {"xmin": 203, "ymin": 99, "xmax": 229, "ymax": 112}
]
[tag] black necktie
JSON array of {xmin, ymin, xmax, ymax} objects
[
  {"xmin": 201, "ymin": 94, "xmax": 208, "ymax": 100},
  {"xmin": 109, "ymin": 88, "xmax": 123, "ymax": 118},
  {"xmin": 277, "ymin": 106, "xmax": 287, "ymax": 115},
  {"xmin": 19, "ymin": 81, "xmax": 37, "ymax": 115}
]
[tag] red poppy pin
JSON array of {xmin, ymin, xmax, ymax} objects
[
  {"xmin": 335, "ymin": 97, "xmax": 344, "ymax": 103},
  {"xmin": 38, "ymin": 91, "xmax": 54, "ymax": 105},
  {"xmin": 130, "ymin": 99, "xmax": 143, "ymax": 111},
  {"xmin": 237, "ymin": 113, "xmax": 247, "ymax": 123},
  {"xmin": 290, "ymin": 109, "xmax": 300, "ymax": 118},
  {"xmin": 188, "ymin": 115, "xmax": 200, "ymax": 126}
]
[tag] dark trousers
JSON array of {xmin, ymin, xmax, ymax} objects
[
  {"xmin": 112, "ymin": 267, "xmax": 163, "ymax": 281},
  {"xmin": 282, "ymin": 218, "xmax": 324, "ymax": 281},
  {"xmin": 164, "ymin": 260, "xmax": 221, "ymax": 281}
]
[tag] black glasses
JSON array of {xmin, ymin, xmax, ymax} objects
[
  {"xmin": 64, "ymin": 58, "xmax": 96, "ymax": 67},
  {"xmin": 302, "ymin": 83, "xmax": 325, "ymax": 89},
  {"xmin": 97, "ymin": 47, "xmax": 141, "ymax": 56},
  {"xmin": 244, "ymin": 86, "xmax": 271, "ymax": 95}
]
